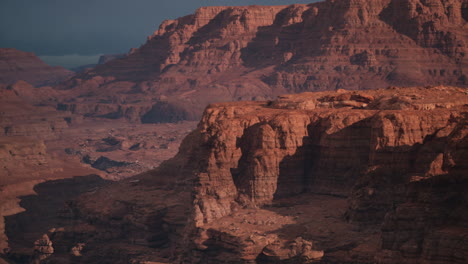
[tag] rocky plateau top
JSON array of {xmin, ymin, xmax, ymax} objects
[{"xmin": 23, "ymin": 85, "xmax": 465, "ymax": 264}]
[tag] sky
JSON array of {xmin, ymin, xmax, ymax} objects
[{"xmin": 0, "ymin": 0, "xmax": 317, "ymax": 69}]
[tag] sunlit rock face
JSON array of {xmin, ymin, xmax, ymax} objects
[
  {"xmin": 38, "ymin": 86, "xmax": 468, "ymax": 264},
  {"xmin": 186, "ymin": 86, "xmax": 468, "ymax": 224},
  {"xmin": 56, "ymin": 0, "xmax": 467, "ymax": 123}
]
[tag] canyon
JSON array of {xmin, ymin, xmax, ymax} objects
[
  {"xmin": 0, "ymin": 82, "xmax": 195, "ymax": 261},
  {"xmin": 3, "ymin": 86, "xmax": 467, "ymax": 263},
  {"xmin": 0, "ymin": 0, "xmax": 467, "ymax": 263}
]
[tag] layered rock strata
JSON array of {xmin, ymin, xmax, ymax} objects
[
  {"xmin": 56, "ymin": 0, "xmax": 468, "ymax": 122},
  {"xmin": 17, "ymin": 86, "xmax": 467, "ymax": 264}
]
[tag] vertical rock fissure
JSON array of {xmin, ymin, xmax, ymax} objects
[{"xmin": 231, "ymin": 122, "xmax": 274, "ymax": 206}]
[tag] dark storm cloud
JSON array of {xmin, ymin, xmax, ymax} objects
[{"xmin": 0, "ymin": 0, "xmax": 316, "ymax": 67}]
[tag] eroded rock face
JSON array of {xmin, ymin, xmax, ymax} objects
[
  {"xmin": 33, "ymin": 234, "xmax": 54, "ymax": 262},
  {"xmin": 0, "ymin": 48, "xmax": 73, "ymax": 86},
  {"xmin": 56, "ymin": 0, "xmax": 468, "ymax": 122},
  {"xmin": 187, "ymin": 86, "xmax": 468, "ymax": 227},
  {"xmin": 28, "ymin": 86, "xmax": 468, "ymax": 264},
  {"xmin": 375, "ymin": 117, "xmax": 468, "ymax": 264}
]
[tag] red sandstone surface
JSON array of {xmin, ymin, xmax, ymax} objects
[
  {"xmin": 0, "ymin": 83, "xmax": 195, "ymax": 258},
  {"xmin": 3, "ymin": 86, "xmax": 465, "ymax": 264},
  {"xmin": 54, "ymin": 0, "xmax": 468, "ymax": 123},
  {"xmin": 0, "ymin": 1, "xmax": 467, "ymax": 263}
]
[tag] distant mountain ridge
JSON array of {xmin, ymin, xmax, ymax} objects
[
  {"xmin": 0, "ymin": 48, "xmax": 73, "ymax": 86},
  {"xmin": 55, "ymin": 0, "xmax": 467, "ymax": 123}
]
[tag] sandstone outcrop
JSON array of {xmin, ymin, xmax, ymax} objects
[
  {"xmin": 55, "ymin": 0, "xmax": 468, "ymax": 122},
  {"xmin": 32, "ymin": 234, "xmax": 54, "ymax": 263},
  {"xmin": 0, "ymin": 48, "xmax": 73, "ymax": 86},
  {"xmin": 2, "ymin": 2, "xmax": 467, "ymax": 263},
  {"xmin": 11, "ymin": 86, "xmax": 466, "ymax": 263}
]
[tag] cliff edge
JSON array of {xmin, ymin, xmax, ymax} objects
[{"xmin": 8, "ymin": 85, "xmax": 466, "ymax": 264}]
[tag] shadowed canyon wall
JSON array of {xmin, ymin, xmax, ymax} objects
[{"xmin": 26, "ymin": 86, "xmax": 466, "ymax": 264}]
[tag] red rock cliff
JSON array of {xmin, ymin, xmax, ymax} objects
[
  {"xmin": 48, "ymin": 86, "xmax": 468, "ymax": 264},
  {"xmin": 57, "ymin": 0, "xmax": 468, "ymax": 122}
]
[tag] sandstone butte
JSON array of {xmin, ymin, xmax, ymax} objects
[
  {"xmin": 0, "ymin": 48, "xmax": 73, "ymax": 86},
  {"xmin": 3, "ymin": 86, "xmax": 466, "ymax": 264},
  {"xmin": 0, "ymin": 0, "xmax": 467, "ymax": 263},
  {"xmin": 52, "ymin": 0, "xmax": 468, "ymax": 123}
]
